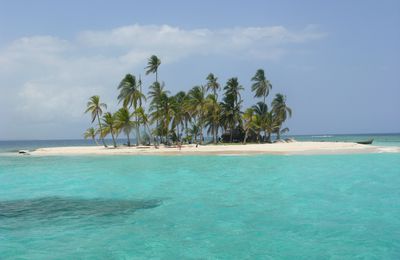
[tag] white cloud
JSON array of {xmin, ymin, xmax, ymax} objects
[
  {"xmin": 78, "ymin": 24, "xmax": 325, "ymax": 60},
  {"xmin": 0, "ymin": 24, "xmax": 325, "ymax": 138}
]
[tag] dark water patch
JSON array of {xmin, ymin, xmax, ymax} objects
[{"xmin": 0, "ymin": 196, "xmax": 162, "ymax": 219}]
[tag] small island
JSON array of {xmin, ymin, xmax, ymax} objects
[
  {"xmin": 30, "ymin": 55, "xmax": 398, "ymax": 156},
  {"xmin": 82, "ymin": 55, "xmax": 291, "ymax": 149}
]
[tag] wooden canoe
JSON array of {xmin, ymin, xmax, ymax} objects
[{"xmin": 356, "ymin": 139, "xmax": 373, "ymax": 145}]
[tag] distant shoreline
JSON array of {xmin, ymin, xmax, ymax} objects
[
  {"xmin": 29, "ymin": 141, "xmax": 400, "ymax": 156},
  {"xmin": 1, "ymin": 132, "xmax": 400, "ymax": 142}
]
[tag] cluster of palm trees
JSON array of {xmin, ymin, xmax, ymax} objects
[{"xmin": 84, "ymin": 55, "xmax": 292, "ymax": 147}]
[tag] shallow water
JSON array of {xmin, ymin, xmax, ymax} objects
[{"xmin": 1, "ymin": 154, "xmax": 399, "ymax": 259}]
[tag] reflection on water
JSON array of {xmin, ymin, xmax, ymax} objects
[{"xmin": 0, "ymin": 196, "xmax": 162, "ymax": 219}]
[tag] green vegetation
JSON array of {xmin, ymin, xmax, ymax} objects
[
  {"xmin": 83, "ymin": 127, "xmax": 99, "ymax": 145},
  {"xmin": 84, "ymin": 95, "xmax": 108, "ymax": 147},
  {"xmin": 84, "ymin": 55, "xmax": 291, "ymax": 146}
]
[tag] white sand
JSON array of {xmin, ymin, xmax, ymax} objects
[{"xmin": 30, "ymin": 141, "xmax": 398, "ymax": 156}]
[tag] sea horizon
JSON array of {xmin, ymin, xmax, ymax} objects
[
  {"xmin": 1, "ymin": 131, "xmax": 399, "ymax": 142},
  {"xmin": 1, "ymin": 132, "xmax": 400, "ymax": 156}
]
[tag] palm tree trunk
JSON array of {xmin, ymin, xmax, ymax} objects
[
  {"xmin": 200, "ymin": 127, "xmax": 203, "ymax": 145},
  {"xmin": 110, "ymin": 130, "xmax": 117, "ymax": 148},
  {"xmin": 135, "ymin": 115, "xmax": 140, "ymax": 146},
  {"xmin": 137, "ymin": 126, "xmax": 141, "ymax": 145},
  {"xmin": 277, "ymin": 128, "xmax": 281, "ymax": 140},
  {"xmin": 194, "ymin": 118, "xmax": 198, "ymax": 143},
  {"xmin": 230, "ymin": 125, "xmax": 233, "ymax": 143},
  {"xmin": 263, "ymin": 128, "xmax": 267, "ymax": 143},
  {"xmin": 243, "ymin": 129, "xmax": 249, "ymax": 144},
  {"xmin": 185, "ymin": 120, "xmax": 189, "ymax": 143},
  {"xmin": 97, "ymin": 112, "xmax": 107, "ymax": 147},
  {"xmin": 213, "ymin": 123, "xmax": 217, "ymax": 144},
  {"xmin": 92, "ymin": 137, "xmax": 99, "ymax": 146},
  {"xmin": 213, "ymin": 88, "xmax": 218, "ymax": 144},
  {"xmin": 165, "ymin": 119, "xmax": 168, "ymax": 145},
  {"xmin": 215, "ymin": 125, "xmax": 219, "ymax": 143},
  {"xmin": 126, "ymin": 132, "xmax": 131, "ymax": 146},
  {"xmin": 267, "ymin": 132, "xmax": 271, "ymax": 143},
  {"xmin": 177, "ymin": 124, "xmax": 180, "ymax": 142},
  {"xmin": 145, "ymin": 124, "xmax": 154, "ymax": 147},
  {"xmin": 156, "ymin": 111, "xmax": 159, "ymax": 145}
]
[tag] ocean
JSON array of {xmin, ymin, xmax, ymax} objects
[{"xmin": 0, "ymin": 134, "xmax": 399, "ymax": 259}]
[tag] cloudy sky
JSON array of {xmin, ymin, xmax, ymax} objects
[{"xmin": 0, "ymin": 0, "xmax": 399, "ymax": 140}]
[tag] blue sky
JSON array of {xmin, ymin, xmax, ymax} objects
[{"xmin": 0, "ymin": 0, "xmax": 399, "ymax": 139}]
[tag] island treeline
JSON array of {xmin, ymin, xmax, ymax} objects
[{"xmin": 84, "ymin": 55, "xmax": 291, "ymax": 147}]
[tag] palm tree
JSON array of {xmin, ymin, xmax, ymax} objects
[
  {"xmin": 85, "ymin": 95, "xmax": 108, "ymax": 147},
  {"xmin": 272, "ymin": 94, "xmax": 292, "ymax": 140},
  {"xmin": 205, "ymin": 73, "xmax": 220, "ymax": 143},
  {"xmin": 224, "ymin": 77, "xmax": 244, "ymax": 108},
  {"xmin": 171, "ymin": 91, "xmax": 187, "ymax": 141},
  {"xmin": 251, "ymin": 69, "xmax": 272, "ymax": 104},
  {"xmin": 204, "ymin": 94, "xmax": 221, "ymax": 144},
  {"xmin": 160, "ymin": 94, "xmax": 175, "ymax": 143},
  {"xmin": 115, "ymin": 107, "xmax": 136, "ymax": 146},
  {"xmin": 134, "ymin": 107, "xmax": 153, "ymax": 146},
  {"xmin": 220, "ymin": 96, "xmax": 241, "ymax": 143},
  {"xmin": 138, "ymin": 74, "xmax": 143, "ymax": 107},
  {"xmin": 186, "ymin": 85, "xmax": 207, "ymax": 144},
  {"xmin": 252, "ymin": 102, "xmax": 268, "ymax": 142},
  {"xmin": 118, "ymin": 74, "xmax": 146, "ymax": 110},
  {"xmin": 117, "ymin": 74, "xmax": 146, "ymax": 145},
  {"xmin": 242, "ymin": 108, "xmax": 256, "ymax": 144},
  {"xmin": 148, "ymin": 81, "xmax": 169, "ymax": 144},
  {"xmin": 222, "ymin": 78, "xmax": 244, "ymax": 142},
  {"xmin": 182, "ymin": 96, "xmax": 193, "ymax": 143},
  {"xmin": 264, "ymin": 111, "xmax": 280, "ymax": 143},
  {"xmin": 102, "ymin": 112, "xmax": 118, "ymax": 148},
  {"xmin": 83, "ymin": 127, "xmax": 99, "ymax": 145},
  {"xmin": 189, "ymin": 123, "xmax": 200, "ymax": 143},
  {"xmin": 206, "ymin": 73, "xmax": 220, "ymax": 98},
  {"xmin": 145, "ymin": 55, "xmax": 161, "ymax": 83}
]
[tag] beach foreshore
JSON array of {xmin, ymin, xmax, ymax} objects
[{"xmin": 29, "ymin": 141, "xmax": 400, "ymax": 156}]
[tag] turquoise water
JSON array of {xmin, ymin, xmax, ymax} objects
[{"xmin": 1, "ymin": 154, "xmax": 400, "ymax": 259}]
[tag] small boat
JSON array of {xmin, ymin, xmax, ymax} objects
[
  {"xmin": 356, "ymin": 139, "xmax": 373, "ymax": 145},
  {"xmin": 18, "ymin": 150, "xmax": 30, "ymax": 155}
]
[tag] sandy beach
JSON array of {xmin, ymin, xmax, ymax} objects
[{"xmin": 29, "ymin": 141, "xmax": 399, "ymax": 156}]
